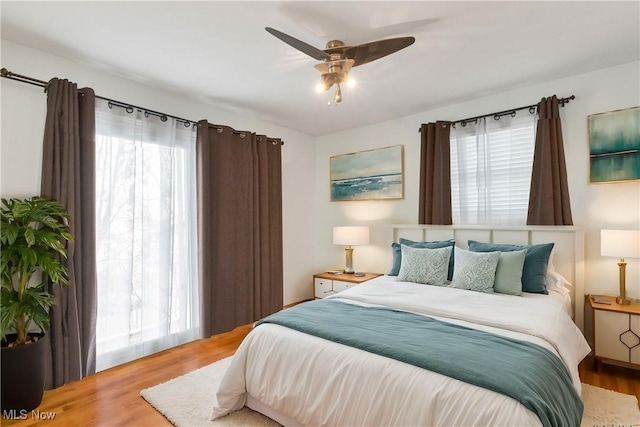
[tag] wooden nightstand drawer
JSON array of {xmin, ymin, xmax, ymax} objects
[
  {"xmin": 314, "ymin": 278, "xmax": 336, "ymax": 299},
  {"xmin": 333, "ymin": 280, "xmax": 355, "ymax": 293},
  {"xmin": 312, "ymin": 272, "xmax": 383, "ymax": 299},
  {"xmin": 594, "ymin": 310, "xmax": 638, "ymax": 361}
]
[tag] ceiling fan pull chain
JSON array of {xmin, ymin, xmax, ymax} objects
[{"xmin": 334, "ymin": 84, "xmax": 342, "ymax": 103}]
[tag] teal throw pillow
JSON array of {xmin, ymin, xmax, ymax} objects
[
  {"xmin": 493, "ymin": 249, "xmax": 527, "ymax": 296},
  {"xmin": 468, "ymin": 241, "xmax": 554, "ymax": 294}
]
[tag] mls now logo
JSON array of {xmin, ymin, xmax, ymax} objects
[
  {"xmin": 3, "ymin": 409, "xmax": 56, "ymax": 420},
  {"xmin": 2, "ymin": 409, "xmax": 28, "ymax": 420}
]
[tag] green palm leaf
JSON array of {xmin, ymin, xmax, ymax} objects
[{"xmin": 0, "ymin": 197, "xmax": 72, "ymax": 345}]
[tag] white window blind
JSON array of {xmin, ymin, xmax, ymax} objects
[
  {"xmin": 94, "ymin": 99, "xmax": 199, "ymax": 371},
  {"xmin": 450, "ymin": 112, "xmax": 536, "ymax": 225}
]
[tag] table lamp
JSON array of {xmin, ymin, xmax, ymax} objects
[
  {"xmin": 333, "ymin": 226, "xmax": 369, "ymax": 274},
  {"xmin": 601, "ymin": 229, "xmax": 640, "ymax": 305}
]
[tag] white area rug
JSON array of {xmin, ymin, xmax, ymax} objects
[
  {"xmin": 580, "ymin": 383, "xmax": 640, "ymax": 426},
  {"xmin": 141, "ymin": 357, "xmax": 277, "ymax": 427},
  {"xmin": 141, "ymin": 356, "xmax": 640, "ymax": 427}
]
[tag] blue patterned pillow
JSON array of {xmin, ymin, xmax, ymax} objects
[
  {"xmin": 389, "ymin": 238, "xmax": 455, "ymax": 279},
  {"xmin": 449, "ymin": 247, "xmax": 500, "ymax": 293},
  {"xmin": 397, "ymin": 245, "xmax": 452, "ymax": 286},
  {"xmin": 468, "ymin": 240, "xmax": 554, "ymax": 294}
]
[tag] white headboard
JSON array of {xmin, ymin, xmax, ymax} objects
[{"xmin": 390, "ymin": 224, "xmax": 585, "ymax": 331}]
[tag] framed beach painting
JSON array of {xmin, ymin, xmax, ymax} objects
[
  {"xmin": 330, "ymin": 145, "xmax": 404, "ymax": 201},
  {"xmin": 588, "ymin": 106, "xmax": 640, "ymax": 183}
]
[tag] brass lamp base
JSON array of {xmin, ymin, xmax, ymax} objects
[
  {"xmin": 343, "ymin": 246, "xmax": 355, "ymax": 274},
  {"xmin": 616, "ymin": 259, "xmax": 630, "ymax": 305}
]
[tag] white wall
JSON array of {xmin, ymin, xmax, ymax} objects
[
  {"xmin": 3, "ymin": 40, "xmax": 639, "ymax": 304},
  {"xmin": 315, "ymin": 61, "xmax": 640, "ymax": 300},
  {"xmin": 0, "ymin": 40, "xmax": 316, "ymax": 306}
]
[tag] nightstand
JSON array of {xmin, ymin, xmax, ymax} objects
[
  {"xmin": 588, "ymin": 294, "xmax": 640, "ymax": 371},
  {"xmin": 313, "ymin": 272, "xmax": 383, "ymax": 299}
]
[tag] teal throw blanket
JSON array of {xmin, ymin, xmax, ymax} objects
[{"xmin": 257, "ymin": 299, "xmax": 583, "ymax": 427}]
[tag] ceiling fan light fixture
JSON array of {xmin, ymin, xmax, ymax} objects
[
  {"xmin": 346, "ymin": 77, "xmax": 356, "ymax": 88},
  {"xmin": 266, "ymin": 27, "xmax": 415, "ymax": 105},
  {"xmin": 320, "ymin": 73, "xmax": 335, "ymax": 91}
]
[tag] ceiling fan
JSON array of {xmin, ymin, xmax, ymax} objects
[{"xmin": 265, "ymin": 27, "xmax": 415, "ymax": 104}]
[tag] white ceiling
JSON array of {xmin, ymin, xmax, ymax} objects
[{"xmin": 2, "ymin": 1, "xmax": 639, "ymax": 137}]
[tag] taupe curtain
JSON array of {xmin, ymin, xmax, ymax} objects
[
  {"xmin": 196, "ymin": 121, "xmax": 283, "ymax": 337},
  {"xmin": 419, "ymin": 121, "xmax": 452, "ymax": 224},
  {"xmin": 527, "ymin": 96, "xmax": 573, "ymax": 225},
  {"xmin": 40, "ymin": 78, "xmax": 97, "ymax": 388}
]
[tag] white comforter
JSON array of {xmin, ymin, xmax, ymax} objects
[{"xmin": 211, "ymin": 276, "xmax": 590, "ymax": 426}]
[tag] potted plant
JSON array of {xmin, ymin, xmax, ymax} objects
[{"xmin": 1, "ymin": 196, "xmax": 72, "ymax": 412}]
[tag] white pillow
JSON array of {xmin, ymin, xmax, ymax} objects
[
  {"xmin": 397, "ymin": 244, "xmax": 452, "ymax": 286},
  {"xmin": 450, "ymin": 247, "xmax": 500, "ymax": 293},
  {"xmin": 547, "ymin": 248, "xmax": 556, "ymax": 274},
  {"xmin": 545, "ymin": 270, "xmax": 571, "ymax": 295},
  {"xmin": 544, "ymin": 250, "xmax": 571, "ymax": 295}
]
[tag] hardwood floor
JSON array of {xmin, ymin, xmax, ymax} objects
[
  {"xmin": 2, "ymin": 324, "xmax": 639, "ymax": 426},
  {"xmin": 1, "ymin": 324, "xmax": 252, "ymax": 427},
  {"xmin": 579, "ymin": 355, "xmax": 640, "ymax": 404}
]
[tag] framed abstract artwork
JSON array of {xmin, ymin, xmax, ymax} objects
[
  {"xmin": 330, "ymin": 145, "xmax": 404, "ymax": 201},
  {"xmin": 588, "ymin": 106, "xmax": 640, "ymax": 183}
]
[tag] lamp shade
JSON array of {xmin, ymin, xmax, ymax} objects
[
  {"xmin": 601, "ymin": 229, "xmax": 640, "ymax": 258},
  {"xmin": 333, "ymin": 226, "xmax": 370, "ymax": 246}
]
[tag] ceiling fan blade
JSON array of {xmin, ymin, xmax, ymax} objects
[
  {"xmin": 265, "ymin": 27, "xmax": 331, "ymax": 61},
  {"xmin": 342, "ymin": 36, "xmax": 416, "ymax": 67}
]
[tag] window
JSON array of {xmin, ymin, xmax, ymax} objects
[
  {"xmin": 450, "ymin": 112, "xmax": 536, "ymax": 224},
  {"xmin": 94, "ymin": 99, "xmax": 199, "ymax": 371}
]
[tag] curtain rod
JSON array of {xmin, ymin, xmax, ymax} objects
[
  {"xmin": 418, "ymin": 95, "xmax": 575, "ymax": 132},
  {"xmin": 1, "ymin": 67, "xmax": 199, "ymax": 127},
  {"xmin": 0, "ymin": 67, "xmax": 284, "ymax": 145}
]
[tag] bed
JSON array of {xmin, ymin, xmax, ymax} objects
[{"xmin": 211, "ymin": 224, "xmax": 590, "ymax": 426}]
